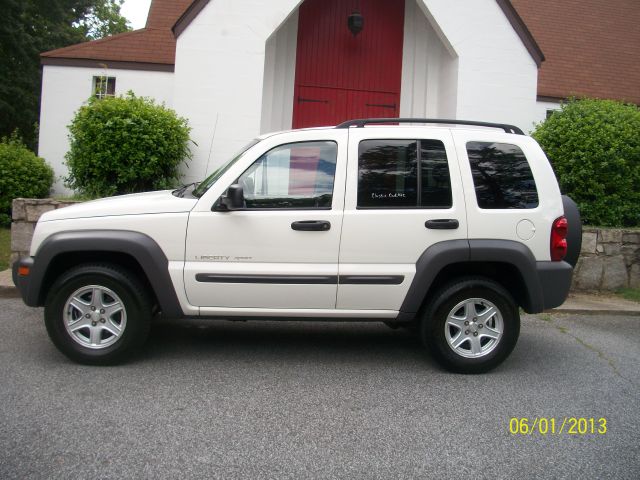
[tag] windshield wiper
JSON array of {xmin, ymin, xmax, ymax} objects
[{"xmin": 173, "ymin": 182, "xmax": 200, "ymax": 198}]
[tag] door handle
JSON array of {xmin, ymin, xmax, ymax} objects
[
  {"xmin": 425, "ymin": 219, "xmax": 459, "ymax": 230},
  {"xmin": 291, "ymin": 220, "xmax": 331, "ymax": 231}
]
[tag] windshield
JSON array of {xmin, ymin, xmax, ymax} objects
[{"xmin": 192, "ymin": 139, "xmax": 261, "ymax": 198}]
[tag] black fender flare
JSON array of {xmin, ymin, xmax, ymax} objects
[
  {"xmin": 23, "ymin": 230, "xmax": 183, "ymax": 317},
  {"xmin": 399, "ymin": 239, "xmax": 547, "ymax": 316}
]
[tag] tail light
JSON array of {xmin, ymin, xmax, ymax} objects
[{"xmin": 550, "ymin": 216, "xmax": 568, "ymax": 261}]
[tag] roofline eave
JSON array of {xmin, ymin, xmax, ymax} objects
[{"xmin": 41, "ymin": 57, "xmax": 175, "ymax": 72}]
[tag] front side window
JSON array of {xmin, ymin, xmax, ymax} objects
[
  {"xmin": 93, "ymin": 76, "xmax": 116, "ymax": 99},
  {"xmin": 358, "ymin": 139, "xmax": 452, "ymax": 208},
  {"xmin": 193, "ymin": 139, "xmax": 261, "ymax": 198},
  {"xmin": 237, "ymin": 141, "xmax": 337, "ymax": 209},
  {"xmin": 466, "ymin": 142, "xmax": 539, "ymax": 209}
]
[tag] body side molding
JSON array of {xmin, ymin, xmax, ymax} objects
[
  {"xmin": 194, "ymin": 274, "xmax": 405, "ymax": 285},
  {"xmin": 196, "ymin": 274, "xmax": 338, "ymax": 284}
]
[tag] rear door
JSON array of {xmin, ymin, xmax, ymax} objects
[{"xmin": 337, "ymin": 127, "xmax": 467, "ymax": 311}]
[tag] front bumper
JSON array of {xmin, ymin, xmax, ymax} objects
[{"xmin": 12, "ymin": 257, "xmax": 36, "ymax": 306}]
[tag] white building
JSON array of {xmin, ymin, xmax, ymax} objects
[{"xmin": 38, "ymin": 0, "xmax": 638, "ymax": 193}]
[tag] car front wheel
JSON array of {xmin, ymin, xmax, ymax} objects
[{"xmin": 44, "ymin": 264, "xmax": 151, "ymax": 365}]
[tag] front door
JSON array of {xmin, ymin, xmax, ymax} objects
[
  {"xmin": 184, "ymin": 130, "xmax": 348, "ymax": 311},
  {"xmin": 293, "ymin": 0, "xmax": 406, "ymax": 128}
]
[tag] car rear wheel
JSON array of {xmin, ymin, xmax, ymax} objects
[
  {"xmin": 44, "ymin": 264, "xmax": 152, "ymax": 365},
  {"xmin": 421, "ymin": 277, "xmax": 520, "ymax": 373}
]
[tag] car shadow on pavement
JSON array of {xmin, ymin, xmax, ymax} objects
[{"xmin": 139, "ymin": 318, "xmax": 437, "ymax": 368}]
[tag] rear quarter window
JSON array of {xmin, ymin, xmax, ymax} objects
[{"xmin": 466, "ymin": 141, "xmax": 538, "ymax": 209}]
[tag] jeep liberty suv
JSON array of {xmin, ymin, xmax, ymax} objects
[{"xmin": 13, "ymin": 118, "xmax": 581, "ymax": 373}]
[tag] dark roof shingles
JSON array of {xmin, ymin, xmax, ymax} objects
[
  {"xmin": 41, "ymin": 0, "xmax": 193, "ymax": 65},
  {"xmin": 511, "ymin": 0, "xmax": 640, "ymax": 104}
]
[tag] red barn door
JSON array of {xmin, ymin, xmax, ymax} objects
[{"xmin": 293, "ymin": 0, "xmax": 405, "ymax": 128}]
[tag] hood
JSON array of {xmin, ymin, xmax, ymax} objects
[{"xmin": 40, "ymin": 190, "xmax": 198, "ymax": 222}]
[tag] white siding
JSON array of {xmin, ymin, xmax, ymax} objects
[
  {"xmin": 261, "ymin": 11, "xmax": 298, "ymax": 134},
  {"xmin": 172, "ymin": 0, "xmax": 304, "ymax": 184},
  {"xmin": 419, "ymin": 0, "xmax": 539, "ymax": 132},
  {"xmin": 534, "ymin": 100, "xmax": 563, "ymax": 130},
  {"xmin": 38, "ymin": 65, "xmax": 174, "ymax": 194},
  {"xmin": 400, "ymin": 0, "xmax": 458, "ymax": 118}
]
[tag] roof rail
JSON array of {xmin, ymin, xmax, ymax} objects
[{"xmin": 335, "ymin": 118, "xmax": 524, "ymax": 135}]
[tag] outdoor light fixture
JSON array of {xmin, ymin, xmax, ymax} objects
[{"xmin": 348, "ymin": 10, "xmax": 364, "ymax": 36}]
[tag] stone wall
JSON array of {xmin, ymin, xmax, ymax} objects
[
  {"xmin": 573, "ymin": 228, "xmax": 640, "ymax": 291},
  {"xmin": 10, "ymin": 198, "xmax": 80, "ymax": 266},
  {"xmin": 9, "ymin": 199, "xmax": 640, "ymax": 291}
]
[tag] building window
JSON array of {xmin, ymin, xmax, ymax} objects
[
  {"xmin": 466, "ymin": 141, "xmax": 539, "ymax": 209},
  {"xmin": 357, "ymin": 139, "xmax": 452, "ymax": 209},
  {"xmin": 93, "ymin": 76, "xmax": 116, "ymax": 99}
]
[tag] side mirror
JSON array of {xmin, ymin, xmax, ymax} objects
[{"xmin": 214, "ymin": 184, "xmax": 245, "ymax": 211}]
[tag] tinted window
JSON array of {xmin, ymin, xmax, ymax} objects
[
  {"xmin": 358, "ymin": 140, "xmax": 418, "ymax": 207},
  {"xmin": 421, "ymin": 140, "xmax": 453, "ymax": 208},
  {"xmin": 358, "ymin": 139, "xmax": 451, "ymax": 208},
  {"xmin": 466, "ymin": 142, "xmax": 538, "ymax": 209},
  {"xmin": 237, "ymin": 141, "xmax": 337, "ymax": 209}
]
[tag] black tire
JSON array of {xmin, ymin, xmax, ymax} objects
[
  {"xmin": 421, "ymin": 277, "xmax": 520, "ymax": 374},
  {"xmin": 44, "ymin": 263, "xmax": 152, "ymax": 365},
  {"xmin": 562, "ymin": 195, "xmax": 582, "ymax": 268}
]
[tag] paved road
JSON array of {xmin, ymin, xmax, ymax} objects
[{"xmin": 1, "ymin": 298, "xmax": 638, "ymax": 479}]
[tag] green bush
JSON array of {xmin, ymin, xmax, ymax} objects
[
  {"xmin": 65, "ymin": 93, "xmax": 192, "ymax": 197},
  {"xmin": 0, "ymin": 134, "xmax": 54, "ymax": 226},
  {"xmin": 532, "ymin": 98, "xmax": 640, "ymax": 227}
]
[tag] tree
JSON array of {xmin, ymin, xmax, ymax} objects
[
  {"xmin": 0, "ymin": 0, "xmax": 131, "ymax": 150},
  {"xmin": 77, "ymin": 0, "xmax": 131, "ymax": 40},
  {"xmin": 532, "ymin": 98, "xmax": 640, "ymax": 227}
]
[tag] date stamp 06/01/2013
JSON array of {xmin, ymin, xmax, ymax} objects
[{"xmin": 509, "ymin": 417, "xmax": 607, "ymax": 436}]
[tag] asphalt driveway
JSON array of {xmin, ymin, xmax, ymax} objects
[{"xmin": 1, "ymin": 298, "xmax": 638, "ymax": 479}]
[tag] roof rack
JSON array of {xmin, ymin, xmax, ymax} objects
[{"xmin": 335, "ymin": 118, "xmax": 524, "ymax": 135}]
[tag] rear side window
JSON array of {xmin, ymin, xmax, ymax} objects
[
  {"xmin": 466, "ymin": 142, "xmax": 538, "ymax": 209},
  {"xmin": 358, "ymin": 139, "xmax": 452, "ymax": 208}
]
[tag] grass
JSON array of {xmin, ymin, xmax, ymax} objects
[
  {"xmin": 0, "ymin": 227, "xmax": 10, "ymax": 271},
  {"xmin": 615, "ymin": 288, "xmax": 640, "ymax": 303},
  {"xmin": 52, "ymin": 194, "xmax": 93, "ymax": 202},
  {"xmin": 539, "ymin": 313, "xmax": 552, "ymax": 322}
]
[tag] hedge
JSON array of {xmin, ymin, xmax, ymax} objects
[
  {"xmin": 0, "ymin": 134, "xmax": 53, "ymax": 226},
  {"xmin": 65, "ymin": 93, "xmax": 192, "ymax": 197},
  {"xmin": 532, "ymin": 98, "xmax": 640, "ymax": 227}
]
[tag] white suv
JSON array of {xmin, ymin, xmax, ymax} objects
[{"xmin": 13, "ymin": 119, "xmax": 580, "ymax": 373}]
